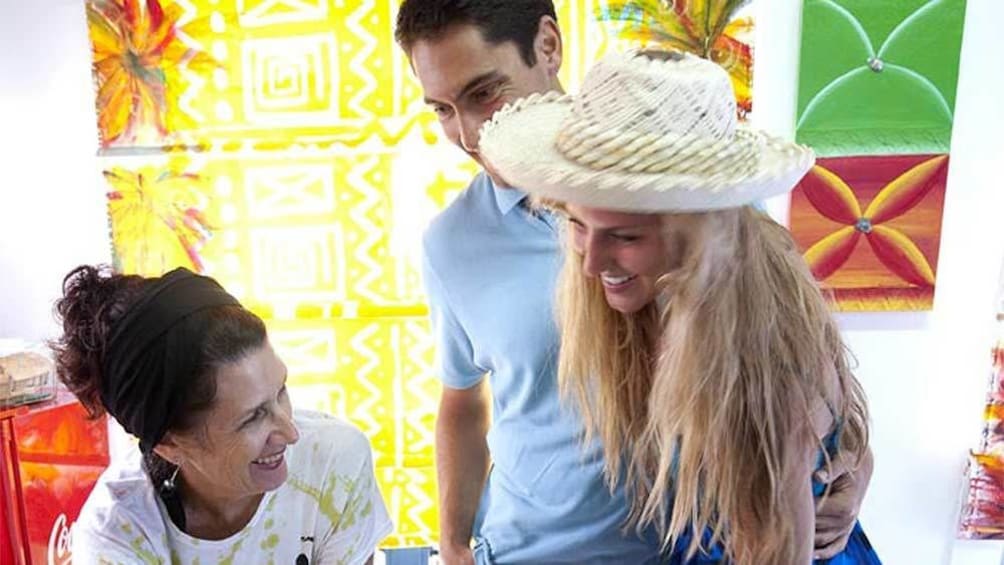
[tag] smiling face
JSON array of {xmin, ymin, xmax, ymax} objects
[
  {"xmin": 565, "ymin": 204, "xmax": 679, "ymax": 314},
  {"xmin": 158, "ymin": 341, "xmax": 299, "ymax": 502},
  {"xmin": 408, "ymin": 21, "xmax": 561, "ymax": 186}
]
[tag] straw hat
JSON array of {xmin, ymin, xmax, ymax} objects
[{"xmin": 478, "ymin": 50, "xmax": 815, "ymax": 212}]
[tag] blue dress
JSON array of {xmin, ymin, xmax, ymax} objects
[{"xmin": 663, "ymin": 430, "xmax": 881, "ymax": 564}]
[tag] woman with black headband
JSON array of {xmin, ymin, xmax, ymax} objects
[{"xmin": 52, "ymin": 265, "xmax": 392, "ymax": 564}]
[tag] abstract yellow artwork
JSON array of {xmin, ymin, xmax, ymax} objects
[{"xmin": 86, "ymin": 0, "xmax": 648, "ymax": 547}]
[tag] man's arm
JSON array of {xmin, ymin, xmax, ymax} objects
[
  {"xmin": 781, "ymin": 404, "xmax": 830, "ymax": 565},
  {"xmin": 436, "ymin": 380, "xmax": 491, "ymax": 565},
  {"xmin": 813, "ymin": 446, "xmax": 874, "ymax": 559}
]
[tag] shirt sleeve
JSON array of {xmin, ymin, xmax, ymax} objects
[
  {"xmin": 420, "ymin": 243, "xmax": 486, "ymax": 389},
  {"xmin": 314, "ymin": 436, "xmax": 393, "ymax": 565}
]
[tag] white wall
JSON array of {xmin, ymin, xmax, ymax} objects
[
  {"xmin": 0, "ymin": 0, "xmax": 109, "ymax": 341},
  {"xmin": 755, "ymin": 1, "xmax": 1004, "ymax": 563},
  {"xmin": 2, "ymin": 1, "xmax": 1003, "ymax": 563}
]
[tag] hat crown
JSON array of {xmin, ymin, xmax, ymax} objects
[
  {"xmin": 572, "ymin": 50, "xmax": 738, "ymax": 142},
  {"xmin": 476, "ymin": 49, "xmax": 815, "ymax": 213}
]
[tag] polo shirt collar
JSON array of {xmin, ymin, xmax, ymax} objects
[{"xmin": 490, "ymin": 175, "xmax": 529, "ymax": 215}]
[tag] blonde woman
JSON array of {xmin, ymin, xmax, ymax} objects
[{"xmin": 479, "ymin": 50, "xmax": 880, "ymax": 564}]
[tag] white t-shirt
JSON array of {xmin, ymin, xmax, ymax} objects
[{"xmin": 72, "ymin": 410, "xmax": 393, "ymax": 565}]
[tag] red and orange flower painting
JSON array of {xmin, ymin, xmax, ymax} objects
[{"xmin": 789, "ymin": 154, "xmax": 949, "ymax": 311}]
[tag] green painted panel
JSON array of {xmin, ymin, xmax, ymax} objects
[{"xmin": 796, "ymin": 0, "xmax": 967, "ymax": 155}]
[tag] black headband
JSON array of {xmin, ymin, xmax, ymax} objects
[{"xmin": 101, "ymin": 267, "xmax": 240, "ymax": 453}]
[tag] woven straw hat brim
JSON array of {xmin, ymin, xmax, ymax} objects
[{"xmin": 479, "ymin": 94, "xmax": 816, "ymax": 213}]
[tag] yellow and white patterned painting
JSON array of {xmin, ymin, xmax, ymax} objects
[{"xmin": 87, "ymin": 0, "xmax": 753, "ymax": 547}]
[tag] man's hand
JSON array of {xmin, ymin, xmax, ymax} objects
[
  {"xmin": 438, "ymin": 544, "xmax": 476, "ymax": 565},
  {"xmin": 813, "ymin": 447, "xmax": 874, "ymax": 559}
]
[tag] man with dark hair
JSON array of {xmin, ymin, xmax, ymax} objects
[
  {"xmin": 395, "ymin": 2, "xmax": 873, "ymax": 564},
  {"xmin": 395, "ymin": 0, "xmax": 555, "ymax": 68},
  {"xmin": 398, "ymin": 4, "xmax": 655, "ymax": 564}
]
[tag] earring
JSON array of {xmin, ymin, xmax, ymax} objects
[{"xmin": 163, "ymin": 464, "xmax": 180, "ymax": 491}]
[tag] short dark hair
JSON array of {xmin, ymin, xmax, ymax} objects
[{"xmin": 395, "ymin": 0, "xmax": 557, "ymax": 67}]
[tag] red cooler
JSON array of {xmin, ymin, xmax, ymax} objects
[{"xmin": 1, "ymin": 389, "xmax": 109, "ymax": 565}]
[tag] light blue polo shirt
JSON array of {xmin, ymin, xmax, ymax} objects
[{"xmin": 421, "ymin": 172, "xmax": 661, "ymax": 564}]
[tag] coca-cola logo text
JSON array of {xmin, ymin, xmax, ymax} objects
[{"xmin": 47, "ymin": 513, "xmax": 73, "ymax": 565}]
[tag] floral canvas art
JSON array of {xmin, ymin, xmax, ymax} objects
[{"xmin": 789, "ymin": 154, "xmax": 948, "ymax": 311}]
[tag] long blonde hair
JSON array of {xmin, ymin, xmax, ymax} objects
[{"xmin": 555, "ymin": 206, "xmax": 869, "ymax": 564}]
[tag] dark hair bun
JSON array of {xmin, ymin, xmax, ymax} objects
[{"xmin": 50, "ymin": 265, "xmax": 143, "ymax": 417}]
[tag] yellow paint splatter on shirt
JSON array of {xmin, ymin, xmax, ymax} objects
[
  {"xmin": 288, "ymin": 473, "xmax": 347, "ymax": 526},
  {"xmin": 216, "ymin": 538, "xmax": 243, "ymax": 565},
  {"xmin": 260, "ymin": 533, "xmax": 280, "ymax": 550},
  {"xmin": 127, "ymin": 535, "xmax": 161, "ymax": 564}
]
